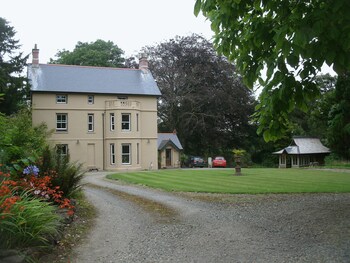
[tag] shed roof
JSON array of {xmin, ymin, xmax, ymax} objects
[
  {"xmin": 273, "ymin": 137, "xmax": 330, "ymax": 155},
  {"xmin": 28, "ymin": 63, "xmax": 161, "ymax": 96},
  {"xmin": 157, "ymin": 133, "xmax": 183, "ymax": 151}
]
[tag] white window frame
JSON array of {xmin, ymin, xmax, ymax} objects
[
  {"xmin": 56, "ymin": 94, "xmax": 67, "ymax": 104},
  {"xmin": 110, "ymin": 113, "xmax": 115, "ymax": 131},
  {"xmin": 122, "ymin": 144, "xmax": 131, "ymax": 165},
  {"xmin": 88, "ymin": 95, "xmax": 94, "ymax": 104},
  {"xmin": 56, "ymin": 113, "xmax": 68, "ymax": 131},
  {"xmin": 121, "ymin": 113, "xmax": 131, "ymax": 131},
  {"xmin": 88, "ymin": 114, "xmax": 94, "ymax": 132},
  {"xmin": 56, "ymin": 144, "xmax": 68, "ymax": 157},
  {"xmin": 110, "ymin": 143, "xmax": 115, "ymax": 165}
]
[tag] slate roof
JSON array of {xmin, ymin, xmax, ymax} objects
[
  {"xmin": 28, "ymin": 63, "xmax": 161, "ymax": 96},
  {"xmin": 157, "ymin": 133, "xmax": 183, "ymax": 151},
  {"xmin": 273, "ymin": 137, "xmax": 330, "ymax": 155}
]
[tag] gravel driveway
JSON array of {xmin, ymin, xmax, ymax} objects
[{"xmin": 72, "ymin": 171, "xmax": 350, "ymax": 263}]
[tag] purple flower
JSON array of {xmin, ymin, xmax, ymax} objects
[{"xmin": 23, "ymin": 165, "xmax": 40, "ymax": 176}]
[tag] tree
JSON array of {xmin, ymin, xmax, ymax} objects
[
  {"xmin": 194, "ymin": 0, "xmax": 350, "ymax": 141},
  {"xmin": 284, "ymin": 74, "xmax": 337, "ymax": 140},
  {"xmin": 0, "ymin": 17, "xmax": 29, "ymax": 115},
  {"xmin": 328, "ymin": 73, "xmax": 350, "ymax": 159},
  {"xmin": 50, "ymin": 39, "xmax": 125, "ymax": 67},
  {"xmin": 144, "ymin": 34, "xmax": 256, "ymax": 157}
]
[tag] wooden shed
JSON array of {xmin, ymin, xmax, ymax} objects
[{"xmin": 273, "ymin": 137, "xmax": 330, "ymax": 168}]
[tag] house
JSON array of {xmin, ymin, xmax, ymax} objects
[
  {"xmin": 28, "ymin": 45, "xmax": 161, "ymax": 171},
  {"xmin": 158, "ymin": 132, "xmax": 183, "ymax": 168},
  {"xmin": 273, "ymin": 137, "xmax": 330, "ymax": 168}
]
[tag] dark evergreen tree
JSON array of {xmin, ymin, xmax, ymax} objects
[
  {"xmin": 328, "ymin": 73, "xmax": 350, "ymax": 159},
  {"xmin": 0, "ymin": 17, "xmax": 29, "ymax": 115}
]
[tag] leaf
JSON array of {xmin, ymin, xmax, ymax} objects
[
  {"xmin": 13, "ymin": 164, "xmax": 21, "ymax": 171},
  {"xmin": 287, "ymin": 54, "xmax": 299, "ymax": 68},
  {"xmin": 194, "ymin": 0, "xmax": 202, "ymax": 16}
]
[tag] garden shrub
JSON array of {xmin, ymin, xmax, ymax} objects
[
  {"xmin": 0, "ymin": 191, "xmax": 61, "ymax": 249},
  {"xmin": 39, "ymin": 146, "xmax": 85, "ymax": 197}
]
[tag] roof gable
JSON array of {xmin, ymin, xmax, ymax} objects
[
  {"xmin": 28, "ymin": 64, "xmax": 161, "ymax": 96},
  {"xmin": 292, "ymin": 137, "xmax": 330, "ymax": 154},
  {"xmin": 157, "ymin": 133, "xmax": 183, "ymax": 151},
  {"xmin": 273, "ymin": 137, "xmax": 330, "ymax": 155}
]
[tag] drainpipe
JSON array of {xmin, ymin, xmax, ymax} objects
[{"xmin": 102, "ymin": 112, "xmax": 105, "ymax": 170}]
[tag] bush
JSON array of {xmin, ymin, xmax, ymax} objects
[
  {"xmin": 39, "ymin": 146, "xmax": 85, "ymax": 197},
  {"xmin": 0, "ymin": 109, "xmax": 50, "ymax": 164},
  {"xmin": 325, "ymin": 153, "xmax": 350, "ymax": 168},
  {"xmin": 0, "ymin": 191, "xmax": 61, "ymax": 249}
]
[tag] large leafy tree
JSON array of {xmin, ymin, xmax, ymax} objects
[
  {"xmin": 0, "ymin": 17, "xmax": 29, "ymax": 115},
  {"xmin": 195, "ymin": 0, "xmax": 350, "ymax": 141},
  {"xmin": 50, "ymin": 39, "xmax": 125, "ymax": 67},
  {"xmin": 328, "ymin": 73, "xmax": 350, "ymax": 159},
  {"xmin": 286, "ymin": 74, "xmax": 337, "ymax": 139},
  {"xmin": 144, "ymin": 34, "xmax": 256, "ymax": 157}
]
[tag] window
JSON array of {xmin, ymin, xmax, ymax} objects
[
  {"xmin": 88, "ymin": 95, "xmax": 94, "ymax": 104},
  {"xmin": 137, "ymin": 143, "xmax": 140, "ymax": 164},
  {"xmin": 122, "ymin": 144, "xmax": 131, "ymax": 164},
  {"xmin": 110, "ymin": 143, "xmax": 115, "ymax": 165},
  {"xmin": 117, "ymin": 96, "xmax": 128, "ymax": 100},
  {"xmin": 121, "ymin": 113, "xmax": 131, "ymax": 131},
  {"xmin": 56, "ymin": 94, "xmax": 67, "ymax": 104},
  {"xmin": 88, "ymin": 114, "xmax": 94, "ymax": 132},
  {"xmin": 280, "ymin": 154, "xmax": 286, "ymax": 165},
  {"xmin": 56, "ymin": 144, "xmax": 68, "ymax": 157},
  {"xmin": 56, "ymin": 113, "xmax": 68, "ymax": 131},
  {"xmin": 292, "ymin": 156, "xmax": 298, "ymax": 166},
  {"xmin": 110, "ymin": 113, "xmax": 115, "ymax": 131},
  {"xmin": 136, "ymin": 113, "xmax": 139, "ymax": 132}
]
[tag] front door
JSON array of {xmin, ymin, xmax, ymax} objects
[
  {"xmin": 166, "ymin": 149, "xmax": 172, "ymax": 167},
  {"xmin": 87, "ymin": 143, "xmax": 96, "ymax": 168}
]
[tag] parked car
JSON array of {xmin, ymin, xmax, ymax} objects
[
  {"xmin": 186, "ymin": 156, "xmax": 207, "ymax": 168},
  {"xmin": 212, "ymin": 156, "xmax": 227, "ymax": 168}
]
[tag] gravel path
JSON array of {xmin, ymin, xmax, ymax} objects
[{"xmin": 72, "ymin": 171, "xmax": 350, "ymax": 263}]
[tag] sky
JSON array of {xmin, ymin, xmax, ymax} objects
[
  {"xmin": 3, "ymin": 0, "xmax": 335, "ymax": 80},
  {"xmin": 3, "ymin": 0, "xmax": 214, "ymax": 64}
]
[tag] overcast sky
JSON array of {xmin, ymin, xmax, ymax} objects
[
  {"xmin": 3, "ymin": 0, "xmax": 335, "ymax": 78},
  {"xmin": 3, "ymin": 0, "xmax": 213, "ymax": 63}
]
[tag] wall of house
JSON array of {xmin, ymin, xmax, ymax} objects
[
  {"xmin": 32, "ymin": 93, "xmax": 158, "ymax": 171},
  {"xmin": 159, "ymin": 146, "xmax": 181, "ymax": 169}
]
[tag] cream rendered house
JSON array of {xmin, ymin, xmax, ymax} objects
[{"xmin": 28, "ymin": 46, "xmax": 161, "ymax": 171}]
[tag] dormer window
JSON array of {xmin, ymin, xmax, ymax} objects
[
  {"xmin": 117, "ymin": 96, "xmax": 128, "ymax": 100},
  {"xmin": 56, "ymin": 94, "xmax": 67, "ymax": 104}
]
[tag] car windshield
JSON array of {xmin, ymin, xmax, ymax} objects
[{"xmin": 215, "ymin": 157, "xmax": 224, "ymax": 160}]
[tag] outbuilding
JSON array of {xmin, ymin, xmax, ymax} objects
[
  {"xmin": 158, "ymin": 132, "xmax": 183, "ymax": 169},
  {"xmin": 273, "ymin": 137, "xmax": 330, "ymax": 168}
]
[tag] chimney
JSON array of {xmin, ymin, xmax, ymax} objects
[
  {"xmin": 139, "ymin": 53, "xmax": 148, "ymax": 72},
  {"xmin": 32, "ymin": 44, "xmax": 39, "ymax": 67}
]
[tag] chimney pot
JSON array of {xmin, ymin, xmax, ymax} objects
[{"xmin": 32, "ymin": 44, "xmax": 39, "ymax": 67}]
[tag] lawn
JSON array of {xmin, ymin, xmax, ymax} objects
[{"xmin": 107, "ymin": 168, "xmax": 350, "ymax": 194}]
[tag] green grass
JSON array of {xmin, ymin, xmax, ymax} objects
[{"xmin": 107, "ymin": 168, "xmax": 350, "ymax": 194}]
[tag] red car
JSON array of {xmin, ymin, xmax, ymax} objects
[{"xmin": 212, "ymin": 156, "xmax": 227, "ymax": 168}]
